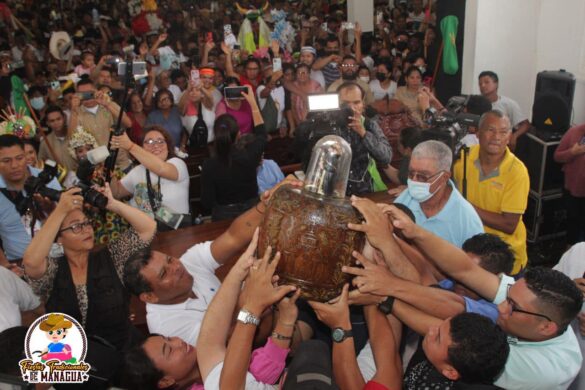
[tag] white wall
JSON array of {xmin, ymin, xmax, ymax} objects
[
  {"xmin": 347, "ymin": 0, "xmax": 374, "ymax": 33},
  {"xmin": 462, "ymin": 0, "xmax": 585, "ymax": 125}
]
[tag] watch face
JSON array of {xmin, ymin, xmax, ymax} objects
[{"xmin": 332, "ymin": 328, "xmax": 344, "ymax": 343}]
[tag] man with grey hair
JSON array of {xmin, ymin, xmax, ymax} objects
[
  {"xmin": 394, "ymin": 140, "xmax": 484, "ymax": 247},
  {"xmin": 453, "ymin": 110, "xmax": 529, "ymax": 275}
]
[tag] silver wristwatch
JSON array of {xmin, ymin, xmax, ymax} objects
[{"xmin": 237, "ymin": 309, "xmax": 260, "ymax": 326}]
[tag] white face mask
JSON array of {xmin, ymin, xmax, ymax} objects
[
  {"xmin": 31, "ymin": 97, "xmax": 45, "ymax": 110},
  {"xmin": 407, "ymin": 172, "xmax": 444, "ymax": 202},
  {"xmin": 359, "ymin": 76, "xmax": 370, "ymax": 83}
]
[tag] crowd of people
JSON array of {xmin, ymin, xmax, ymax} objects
[{"xmin": 0, "ymin": 0, "xmax": 585, "ymax": 389}]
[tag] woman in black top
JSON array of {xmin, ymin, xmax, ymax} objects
[{"xmin": 201, "ymin": 85, "xmax": 267, "ymax": 221}]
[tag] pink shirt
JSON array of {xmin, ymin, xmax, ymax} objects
[
  {"xmin": 215, "ymin": 99, "xmax": 254, "ymax": 135},
  {"xmin": 554, "ymin": 123, "xmax": 585, "ymax": 197},
  {"xmin": 187, "ymin": 338, "xmax": 289, "ymax": 389}
]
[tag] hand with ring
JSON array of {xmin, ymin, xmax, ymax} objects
[{"xmin": 55, "ymin": 188, "xmax": 84, "ymax": 216}]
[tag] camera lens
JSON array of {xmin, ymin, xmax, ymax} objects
[{"xmin": 83, "ymin": 188, "xmax": 108, "ymax": 210}]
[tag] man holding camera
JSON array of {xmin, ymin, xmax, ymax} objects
[
  {"xmin": 336, "ymin": 82, "xmax": 392, "ymax": 195},
  {"xmin": 68, "ymin": 78, "xmax": 133, "ymax": 170},
  {"xmin": 0, "ymin": 135, "xmax": 62, "ymax": 262},
  {"xmin": 453, "ymin": 110, "xmax": 530, "ymax": 275}
]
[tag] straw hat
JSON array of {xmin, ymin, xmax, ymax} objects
[
  {"xmin": 49, "ymin": 31, "xmax": 73, "ymax": 61},
  {"xmin": 39, "ymin": 314, "xmax": 73, "ymax": 332}
]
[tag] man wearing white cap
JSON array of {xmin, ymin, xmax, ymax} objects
[{"xmin": 300, "ymin": 46, "xmax": 325, "ymax": 89}]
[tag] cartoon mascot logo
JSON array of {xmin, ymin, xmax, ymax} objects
[{"xmin": 20, "ymin": 313, "xmax": 91, "ymax": 384}]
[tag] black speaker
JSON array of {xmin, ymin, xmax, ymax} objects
[
  {"xmin": 524, "ymin": 190, "xmax": 567, "ymax": 242},
  {"xmin": 532, "ymin": 70, "xmax": 575, "ymax": 133},
  {"xmin": 515, "ymin": 131, "xmax": 563, "ymax": 195}
]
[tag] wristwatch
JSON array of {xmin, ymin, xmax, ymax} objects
[
  {"xmin": 378, "ymin": 296, "xmax": 395, "ymax": 315},
  {"xmin": 331, "ymin": 327, "xmax": 353, "ymax": 343},
  {"xmin": 237, "ymin": 309, "xmax": 260, "ymax": 326}
]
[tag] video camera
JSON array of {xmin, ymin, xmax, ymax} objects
[
  {"xmin": 422, "ymin": 95, "xmax": 481, "ymax": 155},
  {"xmin": 305, "ymin": 94, "xmax": 355, "ymax": 131}
]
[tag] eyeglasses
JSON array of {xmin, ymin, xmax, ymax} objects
[
  {"xmin": 297, "ymin": 71, "xmax": 309, "ymax": 75},
  {"xmin": 159, "ymin": 97, "xmax": 172, "ymax": 103},
  {"xmin": 59, "ymin": 219, "xmax": 93, "ymax": 234},
  {"xmin": 341, "ymin": 63, "xmax": 357, "ymax": 68},
  {"xmin": 144, "ymin": 138, "xmax": 166, "ymax": 146},
  {"xmin": 407, "ymin": 170, "xmax": 443, "ymax": 183},
  {"xmin": 505, "ymin": 285, "xmax": 554, "ymax": 322}
]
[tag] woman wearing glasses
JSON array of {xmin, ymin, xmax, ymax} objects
[
  {"xmin": 23, "ymin": 184, "xmax": 156, "ymax": 351},
  {"xmin": 110, "ymin": 125, "xmax": 190, "ymax": 231}
]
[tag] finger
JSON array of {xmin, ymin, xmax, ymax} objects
[
  {"xmin": 347, "ymin": 222, "xmax": 367, "ymax": 232},
  {"xmin": 342, "ymin": 265, "xmax": 366, "ymax": 276},
  {"xmin": 289, "ymin": 288, "xmax": 302, "ymax": 304},
  {"xmin": 352, "ymin": 250, "xmax": 375, "ymax": 266},
  {"xmin": 260, "ymin": 246, "xmax": 273, "ymax": 270},
  {"xmin": 339, "ymin": 283, "xmax": 350, "ymax": 304},
  {"xmin": 274, "ymin": 285, "xmax": 297, "ymax": 303},
  {"xmin": 267, "ymin": 251, "xmax": 281, "ymax": 273},
  {"xmin": 245, "ymin": 228, "xmax": 260, "ymax": 257}
]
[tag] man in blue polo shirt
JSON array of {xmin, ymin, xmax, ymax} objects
[
  {"xmin": 0, "ymin": 135, "xmax": 61, "ymax": 262},
  {"xmin": 394, "ymin": 140, "xmax": 483, "ymax": 248}
]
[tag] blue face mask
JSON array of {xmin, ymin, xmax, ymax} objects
[
  {"xmin": 407, "ymin": 172, "xmax": 444, "ymax": 202},
  {"xmin": 159, "ymin": 54, "xmax": 173, "ymax": 71},
  {"xmin": 30, "ymin": 96, "xmax": 45, "ymax": 110}
]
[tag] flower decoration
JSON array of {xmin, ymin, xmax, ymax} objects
[{"xmin": 0, "ymin": 107, "xmax": 36, "ymax": 139}]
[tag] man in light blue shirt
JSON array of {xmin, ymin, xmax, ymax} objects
[
  {"xmin": 395, "ymin": 140, "xmax": 483, "ymax": 248},
  {"xmin": 385, "ymin": 208, "xmax": 583, "ymax": 390},
  {"xmin": 0, "ymin": 135, "xmax": 61, "ymax": 261}
]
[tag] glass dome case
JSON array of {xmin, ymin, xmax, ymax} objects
[{"xmin": 303, "ymin": 135, "xmax": 352, "ymax": 199}]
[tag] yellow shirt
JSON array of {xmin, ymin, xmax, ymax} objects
[{"xmin": 453, "ymin": 145, "xmax": 530, "ymax": 274}]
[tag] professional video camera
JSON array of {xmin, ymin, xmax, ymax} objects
[
  {"xmin": 294, "ymin": 94, "xmax": 355, "ymax": 170},
  {"xmin": 75, "ymin": 159, "xmax": 109, "ymax": 210},
  {"xmin": 422, "ymin": 95, "xmax": 481, "ymax": 155}
]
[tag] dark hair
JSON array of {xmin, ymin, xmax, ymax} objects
[
  {"xmin": 142, "ymin": 125, "xmax": 176, "ymax": 157},
  {"xmin": 478, "ymin": 71, "xmax": 498, "ymax": 83},
  {"xmin": 462, "ymin": 234, "xmax": 514, "ymax": 275},
  {"xmin": 0, "ymin": 134, "xmax": 24, "ymax": 151},
  {"xmin": 213, "ymin": 114, "xmax": 239, "ymax": 164},
  {"xmin": 28, "ymin": 85, "xmax": 47, "ymax": 96},
  {"xmin": 466, "ymin": 95, "xmax": 492, "ymax": 116},
  {"xmin": 22, "ymin": 138, "xmax": 39, "ymax": 153},
  {"xmin": 126, "ymin": 92, "xmax": 143, "ymax": 111},
  {"xmin": 45, "ymin": 105, "xmax": 66, "ymax": 119},
  {"xmin": 122, "ymin": 339, "xmax": 165, "ymax": 390},
  {"xmin": 393, "ymin": 203, "xmax": 415, "ymax": 223},
  {"xmin": 123, "ymin": 246, "xmax": 154, "ymax": 296},
  {"xmin": 404, "ymin": 66, "xmax": 423, "ymax": 79},
  {"xmin": 170, "ymin": 69, "xmax": 185, "ymax": 83},
  {"xmin": 154, "ymin": 88, "xmax": 174, "ymax": 108},
  {"xmin": 81, "ymin": 51, "xmax": 94, "ymax": 61},
  {"xmin": 295, "ymin": 63, "xmax": 311, "ymax": 74},
  {"xmin": 342, "ymin": 55, "xmax": 357, "ymax": 63},
  {"xmin": 337, "ymin": 81, "xmax": 365, "ymax": 100},
  {"xmin": 224, "ymin": 76, "xmax": 241, "ymax": 87},
  {"xmin": 326, "ymin": 34, "xmax": 339, "ymax": 45},
  {"xmin": 448, "ymin": 313, "xmax": 509, "ymax": 383},
  {"xmin": 399, "ymin": 127, "xmax": 423, "ymax": 150},
  {"xmin": 0, "ymin": 326, "xmax": 27, "ymax": 376},
  {"xmin": 76, "ymin": 77, "xmax": 95, "ymax": 89},
  {"xmin": 244, "ymin": 57, "xmax": 261, "ymax": 69},
  {"xmin": 524, "ymin": 266, "xmax": 582, "ymax": 332}
]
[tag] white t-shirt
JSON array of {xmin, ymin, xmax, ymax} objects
[
  {"xmin": 204, "ymin": 361, "xmax": 277, "ymax": 390},
  {"xmin": 492, "ymin": 95, "xmax": 527, "ymax": 128},
  {"xmin": 146, "ymin": 241, "xmax": 221, "ymax": 345},
  {"xmin": 310, "ymin": 70, "xmax": 326, "ymax": 89},
  {"xmin": 120, "ymin": 157, "xmax": 190, "ymax": 215},
  {"xmin": 369, "ymin": 79, "xmax": 397, "ymax": 101},
  {"xmin": 0, "ymin": 266, "xmax": 40, "ymax": 333},
  {"xmin": 256, "ymin": 85, "xmax": 286, "ymax": 127}
]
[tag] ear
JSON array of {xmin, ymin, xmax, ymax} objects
[
  {"xmin": 441, "ymin": 365, "xmax": 460, "ymax": 381},
  {"xmin": 157, "ymin": 375, "xmax": 176, "ymax": 389},
  {"xmin": 539, "ymin": 320, "xmax": 559, "ymax": 338},
  {"xmin": 140, "ymin": 292, "xmax": 159, "ymax": 304}
]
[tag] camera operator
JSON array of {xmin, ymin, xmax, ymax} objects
[
  {"xmin": 23, "ymin": 184, "xmax": 156, "ymax": 351},
  {"xmin": 297, "ymin": 82, "xmax": 392, "ymax": 196},
  {"xmin": 0, "ymin": 135, "xmax": 62, "ymax": 262}
]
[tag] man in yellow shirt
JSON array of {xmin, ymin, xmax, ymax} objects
[{"xmin": 453, "ymin": 110, "xmax": 529, "ymax": 274}]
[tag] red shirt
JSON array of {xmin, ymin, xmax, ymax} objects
[
  {"xmin": 554, "ymin": 123, "xmax": 585, "ymax": 197},
  {"xmin": 239, "ymin": 74, "xmax": 262, "ymax": 95}
]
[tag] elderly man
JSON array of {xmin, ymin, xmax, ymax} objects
[
  {"xmin": 394, "ymin": 140, "xmax": 483, "ymax": 247},
  {"xmin": 453, "ymin": 110, "xmax": 530, "ymax": 274},
  {"xmin": 299, "ymin": 46, "xmax": 325, "ymax": 89}
]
